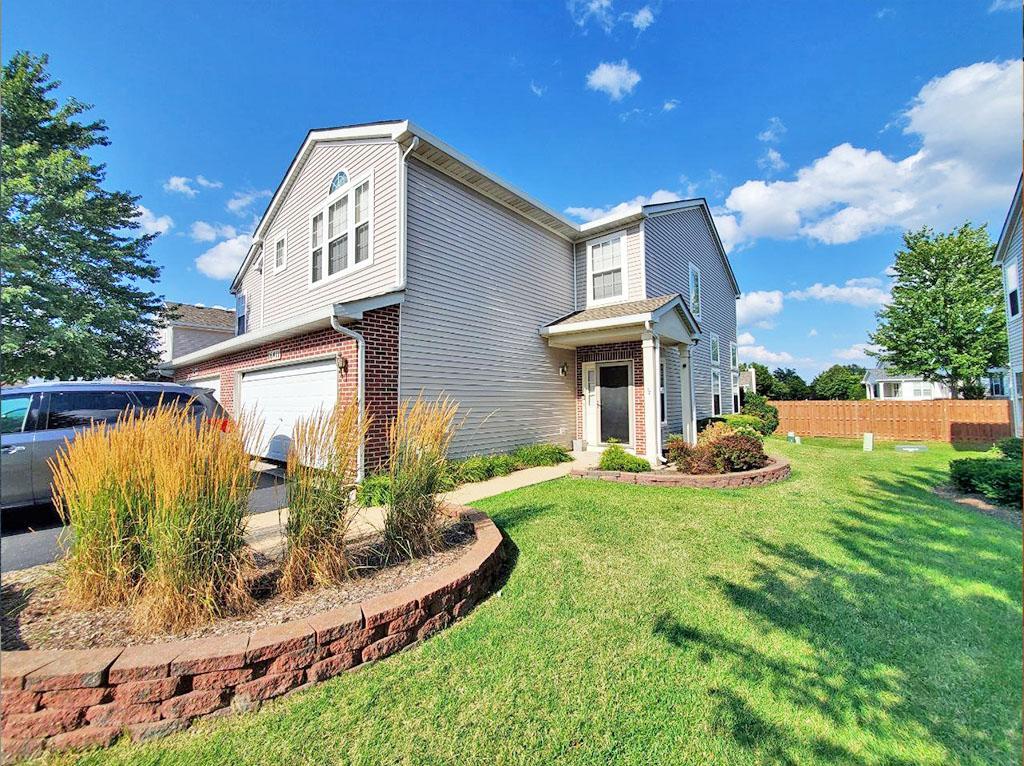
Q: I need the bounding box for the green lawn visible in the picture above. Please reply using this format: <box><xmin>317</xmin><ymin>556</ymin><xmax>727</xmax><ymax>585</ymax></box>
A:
<box><xmin>55</xmin><ymin>439</ymin><xmax>1022</xmax><ymax>766</ymax></box>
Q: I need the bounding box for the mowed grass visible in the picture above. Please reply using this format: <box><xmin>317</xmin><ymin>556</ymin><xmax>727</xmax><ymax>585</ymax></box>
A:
<box><xmin>51</xmin><ymin>439</ymin><xmax>1022</xmax><ymax>766</ymax></box>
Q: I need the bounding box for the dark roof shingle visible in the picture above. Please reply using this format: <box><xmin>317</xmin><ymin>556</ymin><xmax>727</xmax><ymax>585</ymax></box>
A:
<box><xmin>546</xmin><ymin>295</ymin><xmax>679</xmax><ymax>328</ymax></box>
<box><xmin>164</xmin><ymin>302</ymin><xmax>236</xmax><ymax>331</ymax></box>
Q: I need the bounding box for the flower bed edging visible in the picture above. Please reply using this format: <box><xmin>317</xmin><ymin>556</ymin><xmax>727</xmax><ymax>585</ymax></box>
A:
<box><xmin>0</xmin><ymin>506</ymin><xmax>504</xmax><ymax>761</ymax></box>
<box><xmin>569</xmin><ymin>456</ymin><xmax>791</xmax><ymax>489</ymax></box>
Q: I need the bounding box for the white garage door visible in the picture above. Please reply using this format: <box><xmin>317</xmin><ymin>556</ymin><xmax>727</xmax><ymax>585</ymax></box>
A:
<box><xmin>187</xmin><ymin>375</ymin><xmax>222</xmax><ymax>404</ymax></box>
<box><xmin>239</xmin><ymin>359</ymin><xmax>338</xmax><ymax>462</ymax></box>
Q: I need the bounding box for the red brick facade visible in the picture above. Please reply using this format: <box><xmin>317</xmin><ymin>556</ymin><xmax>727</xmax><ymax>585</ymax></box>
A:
<box><xmin>574</xmin><ymin>342</ymin><xmax>646</xmax><ymax>454</ymax></box>
<box><xmin>174</xmin><ymin>305</ymin><xmax>400</xmax><ymax>471</ymax></box>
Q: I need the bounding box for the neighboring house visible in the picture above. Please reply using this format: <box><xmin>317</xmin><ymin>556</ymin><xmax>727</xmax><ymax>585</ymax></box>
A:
<box><xmin>862</xmin><ymin>367</ymin><xmax>1010</xmax><ymax>401</ymax></box>
<box><xmin>738</xmin><ymin>367</ymin><xmax>756</xmax><ymax>400</ymax></box>
<box><xmin>158</xmin><ymin>302</ymin><xmax>236</xmax><ymax>381</ymax></box>
<box><xmin>993</xmin><ymin>175</ymin><xmax>1022</xmax><ymax>436</ymax></box>
<box><xmin>164</xmin><ymin>121</ymin><xmax>739</xmax><ymax>471</ymax></box>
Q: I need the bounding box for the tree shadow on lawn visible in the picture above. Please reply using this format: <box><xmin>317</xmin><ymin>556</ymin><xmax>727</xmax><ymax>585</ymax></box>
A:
<box><xmin>653</xmin><ymin>465</ymin><xmax>1021</xmax><ymax>765</ymax></box>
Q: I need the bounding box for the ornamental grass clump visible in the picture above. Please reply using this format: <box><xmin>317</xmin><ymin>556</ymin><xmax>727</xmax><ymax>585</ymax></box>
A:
<box><xmin>282</xmin><ymin>398</ymin><xmax>370</xmax><ymax>594</ymax></box>
<box><xmin>383</xmin><ymin>395</ymin><xmax>460</xmax><ymax>560</ymax></box>
<box><xmin>51</xmin><ymin>403</ymin><xmax>258</xmax><ymax>632</ymax></box>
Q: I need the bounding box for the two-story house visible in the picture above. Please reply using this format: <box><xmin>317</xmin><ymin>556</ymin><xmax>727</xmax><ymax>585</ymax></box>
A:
<box><xmin>157</xmin><ymin>302</ymin><xmax>236</xmax><ymax>372</ymax></box>
<box><xmin>165</xmin><ymin>121</ymin><xmax>739</xmax><ymax>473</ymax></box>
<box><xmin>994</xmin><ymin>175</ymin><xmax>1022</xmax><ymax>436</ymax></box>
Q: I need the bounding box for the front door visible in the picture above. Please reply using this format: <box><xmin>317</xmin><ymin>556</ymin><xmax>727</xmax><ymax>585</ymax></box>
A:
<box><xmin>599</xmin><ymin>363</ymin><xmax>630</xmax><ymax>444</ymax></box>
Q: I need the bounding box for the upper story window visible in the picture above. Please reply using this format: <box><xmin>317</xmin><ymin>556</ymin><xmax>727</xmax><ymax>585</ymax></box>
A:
<box><xmin>689</xmin><ymin>263</ymin><xmax>702</xmax><ymax>318</ymax></box>
<box><xmin>310</xmin><ymin>173</ymin><xmax>372</xmax><ymax>286</ymax></box>
<box><xmin>329</xmin><ymin>171</ymin><xmax>349</xmax><ymax>193</ymax></box>
<box><xmin>588</xmin><ymin>235</ymin><xmax>626</xmax><ymax>304</ymax></box>
<box><xmin>729</xmin><ymin>342</ymin><xmax>737</xmax><ymax>369</ymax></box>
<box><xmin>236</xmin><ymin>293</ymin><xmax>247</xmax><ymax>335</ymax></box>
<box><xmin>1005</xmin><ymin>260</ymin><xmax>1020</xmax><ymax>317</ymax></box>
<box><xmin>710</xmin><ymin>334</ymin><xmax>720</xmax><ymax>366</ymax></box>
<box><xmin>272</xmin><ymin>233</ymin><xmax>286</xmax><ymax>273</ymax></box>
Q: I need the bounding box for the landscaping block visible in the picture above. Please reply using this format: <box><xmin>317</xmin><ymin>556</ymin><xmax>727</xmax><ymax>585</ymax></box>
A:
<box><xmin>388</xmin><ymin>608</ymin><xmax>427</xmax><ymax>635</ymax></box>
<box><xmin>265</xmin><ymin>646</ymin><xmax>329</xmax><ymax>675</ymax></box>
<box><xmin>0</xmin><ymin>737</ymin><xmax>44</xmax><ymax>763</ymax></box>
<box><xmin>3</xmin><ymin>707</ymin><xmax>82</xmax><ymax>739</ymax></box>
<box><xmin>305</xmin><ymin>605</ymin><xmax>363</xmax><ymax>646</ymax></box>
<box><xmin>1</xmin><ymin>691</ymin><xmax>40</xmax><ymax>716</ymax></box>
<box><xmin>417</xmin><ymin>611</ymin><xmax>451</xmax><ymax>641</ymax></box>
<box><xmin>1</xmin><ymin>651</ymin><xmax>59</xmax><ymax>692</ymax></box>
<box><xmin>24</xmin><ymin>647</ymin><xmax>122</xmax><ymax>692</ymax></box>
<box><xmin>306</xmin><ymin>652</ymin><xmax>359</xmax><ymax>683</ymax></box>
<box><xmin>159</xmin><ymin>689</ymin><xmax>226</xmax><ymax>720</ymax></box>
<box><xmin>46</xmin><ymin>725</ymin><xmax>120</xmax><ymax>752</ymax></box>
<box><xmin>113</xmin><ymin>676</ymin><xmax>182</xmax><ymax>704</ymax></box>
<box><xmin>362</xmin><ymin>589</ymin><xmax>419</xmax><ymax>630</ymax></box>
<box><xmin>126</xmin><ymin>717</ymin><xmax>193</xmax><ymax>743</ymax></box>
<box><xmin>234</xmin><ymin>671</ymin><xmax>304</xmax><ymax>703</ymax></box>
<box><xmin>327</xmin><ymin>626</ymin><xmax>382</xmax><ymax>655</ymax></box>
<box><xmin>246</xmin><ymin>620</ymin><xmax>315</xmax><ymax>663</ymax></box>
<box><xmin>40</xmin><ymin>686</ymin><xmax>111</xmax><ymax>709</ymax></box>
<box><xmin>361</xmin><ymin>631</ymin><xmax>412</xmax><ymax>663</ymax></box>
<box><xmin>109</xmin><ymin>643</ymin><xmax>184</xmax><ymax>683</ymax></box>
<box><xmin>190</xmin><ymin>668</ymin><xmax>255</xmax><ymax>692</ymax></box>
<box><xmin>169</xmin><ymin>634</ymin><xmax>248</xmax><ymax>677</ymax></box>
<box><xmin>85</xmin><ymin>701</ymin><xmax>160</xmax><ymax>727</ymax></box>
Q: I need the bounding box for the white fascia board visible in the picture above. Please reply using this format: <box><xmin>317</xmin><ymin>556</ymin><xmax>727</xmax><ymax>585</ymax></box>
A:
<box><xmin>651</xmin><ymin>298</ymin><xmax>702</xmax><ymax>339</ymax></box>
<box><xmin>993</xmin><ymin>175</ymin><xmax>1022</xmax><ymax>265</ymax></box>
<box><xmin>541</xmin><ymin>313</ymin><xmax>651</xmax><ymax>336</ymax></box>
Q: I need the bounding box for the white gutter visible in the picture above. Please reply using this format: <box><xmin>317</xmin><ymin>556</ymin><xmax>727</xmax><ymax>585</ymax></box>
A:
<box><xmin>331</xmin><ymin>316</ymin><xmax>366</xmax><ymax>481</ymax></box>
<box><xmin>395</xmin><ymin>136</ymin><xmax>420</xmax><ymax>290</ymax></box>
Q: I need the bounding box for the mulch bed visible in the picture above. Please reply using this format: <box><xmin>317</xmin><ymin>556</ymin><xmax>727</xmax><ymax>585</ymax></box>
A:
<box><xmin>933</xmin><ymin>485</ymin><xmax>1022</xmax><ymax>528</ymax></box>
<box><xmin>1</xmin><ymin>521</ymin><xmax>474</xmax><ymax>652</ymax></box>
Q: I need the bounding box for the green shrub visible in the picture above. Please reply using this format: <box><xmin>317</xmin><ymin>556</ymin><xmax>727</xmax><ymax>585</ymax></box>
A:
<box><xmin>950</xmin><ymin>458</ymin><xmax>1022</xmax><ymax>508</ymax></box>
<box><xmin>510</xmin><ymin>443</ymin><xmax>572</xmax><ymax>468</ymax></box>
<box><xmin>599</xmin><ymin>443</ymin><xmax>651</xmax><ymax>473</ymax></box>
<box><xmin>356</xmin><ymin>473</ymin><xmax>392</xmax><ymax>506</ymax></box>
<box><xmin>741</xmin><ymin>393</ymin><xmax>779</xmax><ymax>436</ymax></box>
<box><xmin>665</xmin><ymin>435</ymin><xmax>689</xmax><ymax>466</ymax></box>
<box><xmin>996</xmin><ymin>437</ymin><xmax>1022</xmax><ymax>461</ymax></box>
<box><xmin>487</xmin><ymin>454</ymin><xmax>519</xmax><ymax>477</ymax></box>
<box><xmin>454</xmin><ymin>455</ymin><xmax>491</xmax><ymax>483</ymax></box>
<box><xmin>671</xmin><ymin>431</ymin><xmax>769</xmax><ymax>474</ymax></box>
<box><xmin>723</xmin><ymin>413</ymin><xmax>764</xmax><ymax>431</ymax></box>
<box><xmin>698</xmin><ymin>421</ymin><xmax>734</xmax><ymax>445</ymax></box>
<box><xmin>709</xmin><ymin>433</ymin><xmax>769</xmax><ymax>473</ymax></box>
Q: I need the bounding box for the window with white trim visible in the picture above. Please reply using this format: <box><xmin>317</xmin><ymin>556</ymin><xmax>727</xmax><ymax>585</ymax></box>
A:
<box><xmin>712</xmin><ymin>370</ymin><xmax>722</xmax><ymax>416</ymax></box>
<box><xmin>710</xmin><ymin>334</ymin><xmax>720</xmax><ymax>366</ymax></box>
<box><xmin>729</xmin><ymin>341</ymin><xmax>737</xmax><ymax>369</ymax></box>
<box><xmin>659</xmin><ymin>361</ymin><xmax>666</xmax><ymax>423</ymax></box>
<box><xmin>589</xmin><ymin>236</ymin><xmax>625</xmax><ymax>302</ymax></box>
<box><xmin>1006</xmin><ymin>260</ymin><xmax>1020</xmax><ymax>317</ymax></box>
<box><xmin>689</xmin><ymin>263</ymin><xmax>702</xmax><ymax>318</ymax></box>
<box><xmin>235</xmin><ymin>293</ymin><xmax>247</xmax><ymax>335</ymax></box>
<box><xmin>272</xmin><ymin>233</ymin><xmax>286</xmax><ymax>273</ymax></box>
<box><xmin>910</xmin><ymin>382</ymin><xmax>930</xmax><ymax>399</ymax></box>
<box><xmin>310</xmin><ymin>173</ymin><xmax>372</xmax><ymax>285</ymax></box>
<box><xmin>732</xmin><ymin>372</ymin><xmax>740</xmax><ymax>413</ymax></box>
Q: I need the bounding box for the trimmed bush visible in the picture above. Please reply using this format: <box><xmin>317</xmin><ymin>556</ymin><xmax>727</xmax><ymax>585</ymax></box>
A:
<box><xmin>454</xmin><ymin>456</ymin><xmax>491</xmax><ymax>483</ymax></box>
<box><xmin>996</xmin><ymin>437</ymin><xmax>1022</xmax><ymax>461</ymax></box>
<box><xmin>710</xmin><ymin>434</ymin><xmax>770</xmax><ymax>473</ymax></box>
<box><xmin>698</xmin><ymin>421</ymin><xmax>734</xmax><ymax>446</ymax></box>
<box><xmin>950</xmin><ymin>458</ymin><xmax>1022</xmax><ymax>508</ymax></box>
<box><xmin>356</xmin><ymin>473</ymin><xmax>392</xmax><ymax>506</ymax></box>
<box><xmin>741</xmin><ymin>393</ymin><xmax>779</xmax><ymax>436</ymax></box>
<box><xmin>670</xmin><ymin>430</ymin><xmax>769</xmax><ymax>475</ymax></box>
<box><xmin>599</xmin><ymin>443</ymin><xmax>651</xmax><ymax>473</ymax></box>
<box><xmin>510</xmin><ymin>443</ymin><xmax>572</xmax><ymax>468</ymax></box>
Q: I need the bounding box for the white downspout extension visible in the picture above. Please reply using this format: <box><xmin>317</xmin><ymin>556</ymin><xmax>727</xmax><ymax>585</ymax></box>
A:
<box><xmin>641</xmin><ymin>323</ymin><xmax>663</xmax><ymax>464</ymax></box>
<box><xmin>395</xmin><ymin>136</ymin><xmax>421</xmax><ymax>291</ymax></box>
<box><xmin>331</xmin><ymin>316</ymin><xmax>366</xmax><ymax>481</ymax></box>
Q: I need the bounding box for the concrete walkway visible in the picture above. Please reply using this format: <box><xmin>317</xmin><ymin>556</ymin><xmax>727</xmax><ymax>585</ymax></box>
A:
<box><xmin>244</xmin><ymin>450</ymin><xmax>600</xmax><ymax>560</ymax></box>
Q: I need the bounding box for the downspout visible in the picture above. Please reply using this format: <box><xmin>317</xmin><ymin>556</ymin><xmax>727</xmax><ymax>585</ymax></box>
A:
<box><xmin>331</xmin><ymin>316</ymin><xmax>366</xmax><ymax>481</ymax></box>
<box><xmin>395</xmin><ymin>136</ymin><xmax>421</xmax><ymax>291</ymax></box>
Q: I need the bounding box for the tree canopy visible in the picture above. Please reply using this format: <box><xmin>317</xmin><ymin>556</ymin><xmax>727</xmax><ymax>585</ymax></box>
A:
<box><xmin>1</xmin><ymin>51</ymin><xmax>163</xmax><ymax>381</ymax></box>
<box><xmin>869</xmin><ymin>223</ymin><xmax>1006</xmax><ymax>398</ymax></box>
<box><xmin>810</xmin><ymin>364</ymin><xmax>867</xmax><ymax>400</ymax></box>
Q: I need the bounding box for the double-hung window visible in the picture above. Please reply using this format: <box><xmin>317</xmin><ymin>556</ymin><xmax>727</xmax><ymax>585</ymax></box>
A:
<box><xmin>235</xmin><ymin>293</ymin><xmax>247</xmax><ymax>335</ymax></box>
<box><xmin>310</xmin><ymin>172</ymin><xmax>372</xmax><ymax>286</ymax></box>
<box><xmin>732</xmin><ymin>372</ymin><xmax>740</xmax><ymax>413</ymax></box>
<box><xmin>710</xmin><ymin>334</ymin><xmax>720</xmax><ymax>366</ymax></box>
<box><xmin>589</xmin><ymin>236</ymin><xmax>625</xmax><ymax>303</ymax></box>
<box><xmin>729</xmin><ymin>341</ymin><xmax>737</xmax><ymax>369</ymax></box>
<box><xmin>712</xmin><ymin>370</ymin><xmax>722</xmax><ymax>416</ymax></box>
<box><xmin>689</xmin><ymin>263</ymin><xmax>702</xmax><ymax>318</ymax></box>
<box><xmin>272</xmin><ymin>233</ymin><xmax>286</xmax><ymax>273</ymax></box>
<box><xmin>1006</xmin><ymin>260</ymin><xmax>1020</xmax><ymax>318</ymax></box>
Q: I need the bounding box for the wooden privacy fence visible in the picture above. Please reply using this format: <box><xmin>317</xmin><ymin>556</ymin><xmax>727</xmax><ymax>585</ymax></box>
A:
<box><xmin>769</xmin><ymin>399</ymin><xmax>1014</xmax><ymax>443</ymax></box>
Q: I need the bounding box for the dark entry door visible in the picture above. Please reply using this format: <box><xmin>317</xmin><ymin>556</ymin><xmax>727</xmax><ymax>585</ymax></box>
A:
<box><xmin>599</xmin><ymin>364</ymin><xmax>630</xmax><ymax>443</ymax></box>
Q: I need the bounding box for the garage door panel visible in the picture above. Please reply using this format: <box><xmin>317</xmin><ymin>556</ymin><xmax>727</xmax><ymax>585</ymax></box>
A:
<box><xmin>187</xmin><ymin>376</ymin><xmax>222</xmax><ymax>404</ymax></box>
<box><xmin>240</xmin><ymin>359</ymin><xmax>338</xmax><ymax>462</ymax></box>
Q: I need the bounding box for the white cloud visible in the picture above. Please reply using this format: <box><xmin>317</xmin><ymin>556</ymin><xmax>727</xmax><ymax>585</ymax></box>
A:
<box><xmin>195</xmin><ymin>234</ymin><xmax>254</xmax><ymax>279</ymax></box>
<box><xmin>163</xmin><ymin>176</ymin><xmax>197</xmax><ymax>197</ymax></box>
<box><xmin>631</xmin><ymin>5</ymin><xmax>654</xmax><ymax>30</ymax></box>
<box><xmin>758</xmin><ymin>147</ymin><xmax>787</xmax><ymax>173</ymax></box>
<box><xmin>530</xmin><ymin>81</ymin><xmax>546</xmax><ymax>97</ymax></box>
<box><xmin>716</xmin><ymin>60</ymin><xmax>1023</xmax><ymax>249</ymax></box>
<box><xmin>586</xmin><ymin>60</ymin><xmax>641</xmax><ymax>101</ymax></box>
<box><xmin>565</xmin><ymin>188</ymin><xmax>678</xmax><ymax>222</ymax></box>
<box><xmin>195</xmin><ymin>175</ymin><xmax>222</xmax><ymax>189</ymax></box>
<box><xmin>834</xmin><ymin>342</ymin><xmax>879</xmax><ymax>361</ymax></box>
<box><xmin>662</xmin><ymin>99</ymin><xmax>679</xmax><ymax>112</ymax></box>
<box><xmin>787</xmin><ymin>278</ymin><xmax>891</xmax><ymax>308</ymax></box>
<box><xmin>737</xmin><ymin>289</ymin><xmax>784</xmax><ymax>328</ymax></box>
<box><xmin>134</xmin><ymin>206</ymin><xmax>173</xmax><ymax>235</ymax></box>
<box><xmin>189</xmin><ymin>221</ymin><xmax>238</xmax><ymax>242</ymax></box>
<box><xmin>875</xmin><ymin>7</ymin><xmax>893</xmax><ymax>18</ymax></box>
<box><xmin>808</xmin><ymin>328</ymin><xmax>818</xmax><ymax>337</ymax></box>
<box><xmin>738</xmin><ymin>345</ymin><xmax>799</xmax><ymax>365</ymax></box>
<box><xmin>989</xmin><ymin>0</ymin><xmax>1017</xmax><ymax>10</ymax></box>
<box><xmin>756</xmin><ymin>116</ymin><xmax>787</xmax><ymax>143</ymax></box>
<box><xmin>226</xmin><ymin>189</ymin><xmax>272</xmax><ymax>216</ymax></box>
<box><xmin>568</xmin><ymin>0</ymin><xmax>615</xmax><ymax>32</ymax></box>
<box><xmin>737</xmin><ymin>331</ymin><xmax>757</xmax><ymax>345</ymax></box>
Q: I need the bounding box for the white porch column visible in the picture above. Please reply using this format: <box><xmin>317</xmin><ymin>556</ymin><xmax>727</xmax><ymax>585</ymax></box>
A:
<box><xmin>680</xmin><ymin>343</ymin><xmax>696</xmax><ymax>445</ymax></box>
<box><xmin>641</xmin><ymin>329</ymin><xmax>661</xmax><ymax>463</ymax></box>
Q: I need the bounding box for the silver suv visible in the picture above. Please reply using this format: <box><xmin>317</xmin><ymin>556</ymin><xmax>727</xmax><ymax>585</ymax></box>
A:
<box><xmin>1</xmin><ymin>381</ymin><xmax>226</xmax><ymax>510</ymax></box>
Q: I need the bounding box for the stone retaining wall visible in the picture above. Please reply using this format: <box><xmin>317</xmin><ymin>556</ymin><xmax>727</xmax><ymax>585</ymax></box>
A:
<box><xmin>0</xmin><ymin>507</ymin><xmax>503</xmax><ymax>761</ymax></box>
<box><xmin>569</xmin><ymin>457</ymin><xmax>790</xmax><ymax>488</ymax></box>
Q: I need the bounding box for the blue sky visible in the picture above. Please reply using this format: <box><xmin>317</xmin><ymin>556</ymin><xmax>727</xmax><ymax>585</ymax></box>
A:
<box><xmin>6</xmin><ymin>0</ymin><xmax>1021</xmax><ymax>380</ymax></box>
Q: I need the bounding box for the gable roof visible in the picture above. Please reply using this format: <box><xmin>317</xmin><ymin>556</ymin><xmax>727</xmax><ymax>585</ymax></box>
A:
<box><xmin>164</xmin><ymin>302</ymin><xmax>235</xmax><ymax>331</ymax></box>
<box><xmin>993</xmin><ymin>174</ymin><xmax>1022</xmax><ymax>266</ymax></box>
<box><xmin>546</xmin><ymin>294</ymin><xmax>679</xmax><ymax>327</ymax></box>
<box><xmin>544</xmin><ymin>293</ymin><xmax>701</xmax><ymax>339</ymax></box>
<box><xmin>231</xmin><ymin>121</ymin><xmax>740</xmax><ymax>297</ymax></box>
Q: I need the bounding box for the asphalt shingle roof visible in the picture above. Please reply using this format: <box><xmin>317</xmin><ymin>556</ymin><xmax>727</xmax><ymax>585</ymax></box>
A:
<box><xmin>546</xmin><ymin>294</ymin><xmax>679</xmax><ymax>327</ymax></box>
<box><xmin>164</xmin><ymin>302</ymin><xmax>236</xmax><ymax>331</ymax></box>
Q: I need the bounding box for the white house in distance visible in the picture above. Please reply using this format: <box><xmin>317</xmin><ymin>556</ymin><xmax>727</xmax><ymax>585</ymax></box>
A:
<box><xmin>862</xmin><ymin>367</ymin><xmax>1010</xmax><ymax>401</ymax></box>
<box><xmin>157</xmin><ymin>302</ymin><xmax>236</xmax><ymax>366</ymax></box>
<box><xmin>993</xmin><ymin>175</ymin><xmax>1022</xmax><ymax>436</ymax></box>
<box><xmin>163</xmin><ymin>121</ymin><xmax>740</xmax><ymax>471</ymax></box>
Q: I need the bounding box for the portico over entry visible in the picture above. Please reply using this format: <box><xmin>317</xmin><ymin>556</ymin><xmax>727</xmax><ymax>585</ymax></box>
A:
<box><xmin>540</xmin><ymin>294</ymin><xmax>701</xmax><ymax>464</ymax></box>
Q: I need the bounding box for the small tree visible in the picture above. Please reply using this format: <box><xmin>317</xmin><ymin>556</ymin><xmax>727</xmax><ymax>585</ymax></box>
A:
<box><xmin>811</xmin><ymin>364</ymin><xmax>866</xmax><ymax>400</ymax></box>
<box><xmin>869</xmin><ymin>223</ymin><xmax>1007</xmax><ymax>398</ymax></box>
<box><xmin>771</xmin><ymin>368</ymin><xmax>813</xmax><ymax>400</ymax></box>
<box><xmin>1</xmin><ymin>52</ymin><xmax>163</xmax><ymax>381</ymax></box>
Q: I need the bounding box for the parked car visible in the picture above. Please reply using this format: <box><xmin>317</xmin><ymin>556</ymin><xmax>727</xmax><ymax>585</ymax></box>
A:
<box><xmin>1</xmin><ymin>381</ymin><xmax>227</xmax><ymax>510</ymax></box>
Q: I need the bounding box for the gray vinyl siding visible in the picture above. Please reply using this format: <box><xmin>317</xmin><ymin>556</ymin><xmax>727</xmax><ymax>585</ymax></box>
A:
<box><xmin>238</xmin><ymin>259</ymin><xmax>263</xmax><ymax>333</ymax></box>
<box><xmin>242</xmin><ymin>141</ymin><xmax>400</xmax><ymax>329</ymax></box>
<box><xmin>172</xmin><ymin>327</ymin><xmax>235</xmax><ymax>358</ymax></box>
<box><xmin>1003</xmin><ymin>214</ymin><xmax>1023</xmax><ymax>434</ymax></box>
<box><xmin>661</xmin><ymin>345</ymin><xmax>684</xmax><ymax>442</ymax></box>
<box><xmin>644</xmin><ymin>207</ymin><xmax>738</xmax><ymax>420</ymax></box>
<box><xmin>573</xmin><ymin>224</ymin><xmax>644</xmax><ymax>309</ymax></box>
<box><xmin>401</xmin><ymin>160</ymin><xmax>577</xmax><ymax>458</ymax></box>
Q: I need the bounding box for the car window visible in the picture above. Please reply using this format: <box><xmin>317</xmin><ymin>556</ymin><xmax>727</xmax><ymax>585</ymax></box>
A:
<box><xmin>46</xmin><ymin>390</ymin><xmax>135</xmax><ymax>429</ymax></box>
<box><xmin>133</xmin><ymin>390</ymin><xmax>206</xmax><ymax>415</ymax></box>
<box><xmin>1</xmin><ymin>394</ymin><xmax>32</xmax><ymax>435</ymax></box>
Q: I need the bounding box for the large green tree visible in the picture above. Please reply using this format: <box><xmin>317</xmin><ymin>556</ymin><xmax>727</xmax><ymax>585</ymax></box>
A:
<box><xmin>869</xmin><ymin>223</ymin><xmax>1007</xmax><ymax>398</ymax></box>
<box><xmin>771</xmin><ymin>368</ymin><xmax>813</xmax><ymax>400</ymax></box>
<box><xmin>811</xmin><ymin>364</ymin><xmax>867</xmax><ymax>400</ymax></box>
<box><xmin>1</xmin><ymin>52</ymin><xmax>163</xmax><ymax>381</ymax></box>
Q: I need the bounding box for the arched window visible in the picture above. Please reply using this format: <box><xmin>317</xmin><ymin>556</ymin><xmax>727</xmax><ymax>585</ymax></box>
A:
<box><xmin>329</xmin><ymin>171</ymin><xmax>349</xmax><ymax>194</ymax></box>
